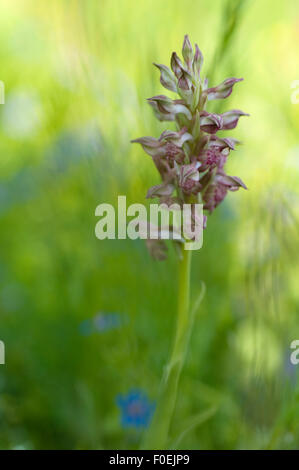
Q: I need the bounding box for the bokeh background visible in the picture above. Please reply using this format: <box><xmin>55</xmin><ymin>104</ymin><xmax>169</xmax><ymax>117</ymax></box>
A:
<box><xmin>0</xmin><ymin>0</ymin><xmax>299</xmax><ymax>450</ymax></box>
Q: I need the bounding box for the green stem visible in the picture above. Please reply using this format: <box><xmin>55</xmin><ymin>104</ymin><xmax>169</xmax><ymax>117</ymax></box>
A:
<box><xmin>141</xmin><ymin>248</ymin><xmax>192</xmax><ymax>449</ymax></box>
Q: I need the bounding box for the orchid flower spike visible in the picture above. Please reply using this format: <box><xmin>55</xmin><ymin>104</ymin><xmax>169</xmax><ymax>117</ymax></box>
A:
<box><xmin>132</xmin><ymin>35</ymin><xmax>249</xmax><ymax>259</ymax></box>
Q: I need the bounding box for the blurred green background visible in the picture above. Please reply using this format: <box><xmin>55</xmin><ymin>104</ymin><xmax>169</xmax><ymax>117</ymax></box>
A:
<box><xmin>0</xmin><ymin>0</ymin><xmax>299</xmax><ymax>449</ymax></box>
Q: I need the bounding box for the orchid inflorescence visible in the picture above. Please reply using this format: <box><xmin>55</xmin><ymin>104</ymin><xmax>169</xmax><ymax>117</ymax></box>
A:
<box><xmin>132</xmin><ymin>35</ymin><xmax>248</xmax><ymax>258</ymax></box>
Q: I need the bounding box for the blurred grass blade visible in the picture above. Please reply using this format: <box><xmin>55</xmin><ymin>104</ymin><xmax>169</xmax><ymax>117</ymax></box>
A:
<box><xmin>209</xmin><ymin>0</ymin><xmax>249</xmax><ymax>83</ymax></box>
<box><xmin>171</xmin><ymin>406</ymin><xmax>218</xmax><ymax>449</ymax></box>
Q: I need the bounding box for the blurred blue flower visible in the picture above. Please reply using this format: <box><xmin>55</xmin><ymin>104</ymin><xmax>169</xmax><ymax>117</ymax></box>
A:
<box><xmin>117</xmin><ymin>389</ymin><xmax>155</xmax><ymax>429</ymax></box>
<box><xmin>79</xmin><ymin>312</ymin><xmax>127</xmax><ymax>336</ymax></box>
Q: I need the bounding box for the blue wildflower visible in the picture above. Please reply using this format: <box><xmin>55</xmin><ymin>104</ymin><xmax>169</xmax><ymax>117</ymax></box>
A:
<box><xmin>117</xmin><ymin>389</ymin><xmax>155</xmax><ymax>429</ymax></box>
<box><xmin>79</xmin><ymin>312</ymin><xmax>128</xmax><ymax>336</ymax></box>
<box><xmin>93</xmin><ymin>312</ymin><xmax>125</xmax><ymax>331</ymax></box>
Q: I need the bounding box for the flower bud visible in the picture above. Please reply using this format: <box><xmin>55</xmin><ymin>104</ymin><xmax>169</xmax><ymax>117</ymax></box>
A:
<box><xmin>153</xmin><ymin>63</ymin><xmax>177</xmax><ymax>92</ymax></box>
<box><xmin>171</xmin><ymin>52</ymin><xmax>185</xmax><ymax>78</ymax></box>
<box><xmin>177</xmin><ymin>69</ymin><xmax>193</xmax><ymax>91</ymax></box>
<box><xmin>182</xmin><ymin>35</ymin><xmax>193</xmax><ymax>68</ymax></box>
<box><xmin>193</xmin><ymin>44</ymin><xmax>203</xmax><ymax>78</ymax></box>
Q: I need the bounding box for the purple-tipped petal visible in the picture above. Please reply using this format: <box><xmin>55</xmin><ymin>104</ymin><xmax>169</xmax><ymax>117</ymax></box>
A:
<box><xmin>216</xmin><ymin>173</ymin><xmax>247</xmax><ymax>190</ymax></box>
<box><xmin>205</xmin><ymin>78</ymin><xmax>243</xmax><ymax>101</ymax></box>
<box><xmin>208</xmin><ymin>135</ymin><xmax>240</xmax><ymax>151</ymax></box>
<box><xmin>200</xmin><ymin>111</ymin><xmax>223</xmax><ymax>134</ymax></box>
<box><xmin>220</xmin><ymin>109</ymin><xmax>249</xmax><ymax>130</ymax></box>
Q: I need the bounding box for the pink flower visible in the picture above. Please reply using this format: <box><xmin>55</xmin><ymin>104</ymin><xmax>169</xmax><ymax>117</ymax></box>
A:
<box><xmin>132</xmin><ymin>35</ymin><xmax>249</xmax><ymax>258</ymax></box>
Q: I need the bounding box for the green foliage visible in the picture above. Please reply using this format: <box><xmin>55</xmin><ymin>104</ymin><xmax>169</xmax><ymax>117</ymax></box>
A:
<box><xmin>0</xmin><ymin>0</ymin><xmax>299</xmax><ymax>450</ymax></box>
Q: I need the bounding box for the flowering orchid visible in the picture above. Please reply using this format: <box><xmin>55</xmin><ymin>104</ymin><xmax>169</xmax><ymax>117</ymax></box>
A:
<box><xmin>132</xmin><ymin>35</ymin><xmax>248</xmax><ymax>259</ymax></box>
<box><xmin>131</xmin><ymin>37</ymin><xmax>249</xmax><ymax>450</ymax></box>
